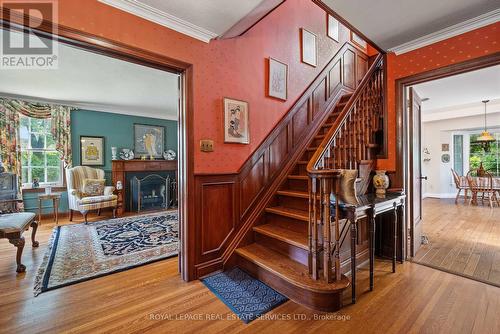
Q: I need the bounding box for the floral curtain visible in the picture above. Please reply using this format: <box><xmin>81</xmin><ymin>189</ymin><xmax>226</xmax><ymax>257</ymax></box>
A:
<box><xmin>0</xmin><ymin>98</ymin><xmax>75</xmax><ymax>167</ymax></box>
<box><xmin>0</xmin><ymin>102</ymin><xmax>22</xmax><ymax>182</ymax></box>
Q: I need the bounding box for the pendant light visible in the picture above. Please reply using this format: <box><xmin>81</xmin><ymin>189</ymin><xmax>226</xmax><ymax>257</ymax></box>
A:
<box><xmin>476</xmin><ymin>100</ymin><xmax>495</xmax><ymax>152</ymax></box>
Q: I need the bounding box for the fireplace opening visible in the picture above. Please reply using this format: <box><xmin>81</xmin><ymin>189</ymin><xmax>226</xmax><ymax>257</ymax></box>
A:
<box><xmin>128</xmin><ymin>172</ymin><xmax>177</xmax><ymax>212</ymax></box>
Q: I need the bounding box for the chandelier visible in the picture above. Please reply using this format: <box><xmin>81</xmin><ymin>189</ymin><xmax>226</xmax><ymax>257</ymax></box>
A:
<box><xmin>475</xmin><ymin>100</ymin><xmax>495</xmax><ymax>152</ymax></box>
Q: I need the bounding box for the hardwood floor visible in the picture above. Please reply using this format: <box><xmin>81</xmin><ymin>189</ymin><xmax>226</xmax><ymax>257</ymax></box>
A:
<box><xmin>1</xmin><ymin>209</ymin><xmax>500</xmax><ymax>333</ymax></box>
<box><xmin>415</xmin><ymin>198</ymin><xmax>500</xmax><ymax>287</ymax></box>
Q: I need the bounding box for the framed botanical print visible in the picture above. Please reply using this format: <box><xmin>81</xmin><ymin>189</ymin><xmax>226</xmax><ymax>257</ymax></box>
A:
<box><xmin>350</xmin><ymin>31</ymin><xmax>367</xmax><ymax>51</ymax></box>
<box><xmin>134</xmin><ymin>124</ymin><xmax>165</xmax><ymax>158</ymax></box>
<box><xmin>268</xmin><ymin>57</ymin><xmax>288</xmax><ymax>101</ymax></box>
<box><xmin>224</xmin><ymin>97</ymin><xmax>249</xmax><ymax>144</ymax></box>
<box><xmin>301</xmin><ymin>28</ymin><xmax>317</xmax><ymax>67</ymax></box>
<box><xmin>80</xmin><ymin>136</ymin><xmax>104</xmax><ymax>166</ymax></box>
<box><xmin>327</xmin><ymin>15</ymin><xmax>339</xmax><ymax>42</ymax></box>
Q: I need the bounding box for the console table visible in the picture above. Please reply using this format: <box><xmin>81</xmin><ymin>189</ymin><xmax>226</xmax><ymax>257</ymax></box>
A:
<box><xmin>337</xmin><ymin>192</ymin><xmax>406</xmax><ymax>304</ymax></box>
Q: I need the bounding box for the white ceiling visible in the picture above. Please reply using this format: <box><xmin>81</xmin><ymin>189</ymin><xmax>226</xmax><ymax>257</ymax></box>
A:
<box><xmin>320</xmin><ymin>0</ymin><xmax>500</xmax><ymax>52</ymax></box>
<box><xmin>413</xmin><ymin>65</ymin><xmax>500</xmax><ymax>112</ymax></box>
<box><xmin>99</xmin><ymin>0</ymin><xmax>282</xmax><ymax>42</ymax></box>
<box><xmin>0</xmin><ymin>30</ymin><xmax>179</xmax><ymax>120</ymax></box>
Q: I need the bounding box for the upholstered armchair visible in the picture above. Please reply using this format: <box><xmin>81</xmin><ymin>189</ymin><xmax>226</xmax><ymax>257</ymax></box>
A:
<box><xmin>66</xmin><ymin>166</ymin><xmax>117</xmax><ymax>223</ymax></box>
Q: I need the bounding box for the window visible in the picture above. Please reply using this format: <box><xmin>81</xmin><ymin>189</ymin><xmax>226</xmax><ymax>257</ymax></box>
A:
<box><xmin>453</xmin><ymin>135</ymin><xmax>463</xmax><ymax>176</ymax></box>
<box><xmin>20</xmin><ymin>115</ymin><xmax>63</xmax><ymax>187</ymax></box>
<box><xmin>469</xmin><ymin>132</ymin><xmax>500</xmax><ymax>177</ymax></box>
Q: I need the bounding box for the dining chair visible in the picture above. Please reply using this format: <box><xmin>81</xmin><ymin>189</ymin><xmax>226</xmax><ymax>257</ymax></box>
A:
<box><xmin>451</xmin><ymin>169</ymin><xmax>468</xmax><ymax>204</ymax></box>
<box><xmin>466</xmin><ymin>170</ymin><xmax>499</xmax><ymax>208</ymax></box>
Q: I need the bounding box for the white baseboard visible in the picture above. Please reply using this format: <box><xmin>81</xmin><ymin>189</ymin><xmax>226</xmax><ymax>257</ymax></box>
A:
<box><xmin>423</xmin><ymin>193</ymin><xmax>456</xmax><ymax>199</ymax></box>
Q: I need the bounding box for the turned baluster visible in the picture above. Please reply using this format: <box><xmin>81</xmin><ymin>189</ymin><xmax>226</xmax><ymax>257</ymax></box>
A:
<box><xmin>321</xmin><ymin>176</ymin><xmax>333</xmax><ymax>283</ymax></box>
<box><xmin>309</xmin><ymin>176</ymin><xmax>319</xmax><ymax>279</ymax></box>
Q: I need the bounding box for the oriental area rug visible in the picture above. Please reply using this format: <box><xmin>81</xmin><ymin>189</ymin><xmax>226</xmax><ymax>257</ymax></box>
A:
<box><xmin>34</xmin><ymin>212</ymin><xmax>178</xmax><ymax>296</ymax></box>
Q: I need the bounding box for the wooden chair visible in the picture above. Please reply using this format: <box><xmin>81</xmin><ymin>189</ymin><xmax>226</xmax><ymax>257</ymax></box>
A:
<box><xmin>451</xmin><ymin>169</ymin><xmax>468</xmax><ymax>204</ymax></box>
<box><xmin>466</xmin><ymin>170</ymin><xmax>499</xmax><ymax>208</ymax></box>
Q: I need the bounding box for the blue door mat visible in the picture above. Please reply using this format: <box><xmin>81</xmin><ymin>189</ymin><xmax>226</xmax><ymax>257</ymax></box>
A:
<box><xmin>201</xmin><ymin>267</ymin><xmax>288</xmax><ymax>323</ymax></box>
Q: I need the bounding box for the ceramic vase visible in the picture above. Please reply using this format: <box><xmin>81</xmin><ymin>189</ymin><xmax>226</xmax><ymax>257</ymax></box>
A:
<box><xmin>373</xmin><ymin>170</ymin><xmax>389</xmax><ymax>195</ymax></box>
<box><xmin>111</xmin><ymin>147</ymin><xmax>118</xmax><ymax>160</ymax></box>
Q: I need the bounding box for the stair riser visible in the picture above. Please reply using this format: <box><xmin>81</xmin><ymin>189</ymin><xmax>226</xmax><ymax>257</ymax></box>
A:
<box><xmin>264</xmin><ymin>213</ymin><xmax>307</xmax><ymax>228</ymax></box>
<box><xmin>278</xmin><ymin>195</ymin><xmax>309</xmax><ymax>211</ymax></box>
<box><xmin>294</xmin><ymin>163</ymin><xmax>307</xmax><ymax>176</ymax></box>
<box><xmin>286</xmin><ymin>178</ymin><xmax>308</xmax><ymax>192</ymax></box>
<box><xmin>254</xmin><ymin>233</ymin><xmax>308</xmax><ymax>266</ymax></box>
<box><xmin>236</xmin><ymin>255</ymin><xmax>344</xmax><ymax>312</ymax></box>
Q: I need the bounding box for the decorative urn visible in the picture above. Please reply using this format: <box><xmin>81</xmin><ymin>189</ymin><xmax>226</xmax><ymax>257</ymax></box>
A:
<box><xmin>373</xmin><ymin>170</ymin><xmax>389</xmax><ymax>196</ymax></box>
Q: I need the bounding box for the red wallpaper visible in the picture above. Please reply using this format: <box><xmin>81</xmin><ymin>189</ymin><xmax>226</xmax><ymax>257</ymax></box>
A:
<box><xmin>377</xmin><ymin>22</ymin><xmax>500</xmax><ymax>171</ymax></box>
<box><xmin>53</xmin><ymin>0</ymin><xmax>355</xmax><ymax>173</ymax></box>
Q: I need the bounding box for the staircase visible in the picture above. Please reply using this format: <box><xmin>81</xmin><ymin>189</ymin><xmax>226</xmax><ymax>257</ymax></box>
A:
<box><xmin>235</xmin><ymin>55</ymin><xmax>384</xmax><ymax>311</ymax></box>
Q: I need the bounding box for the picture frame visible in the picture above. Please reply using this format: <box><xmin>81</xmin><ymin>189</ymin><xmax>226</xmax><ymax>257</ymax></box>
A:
<box><xmin>268</xmin><ymin>57</ymin><xmax>288</xmax><ymax>101</ymax></box>
<box><xmin>223</xmin><ymin>97</ymin><xmax>250</xmax><ymax>144</ymax></box>
<box><xmin>327</xmin><ymin>14</ymin><xmax>339</xmax><ymax>42</ymax></box>
<box><xmin>441</xmin><ymin>143</ymin><xmax>449</xmax><ymax>152</ymax></box>
<box><xmin>300</xmin><ymin>28</ymin><xmax>317</xmax><ymax>67</ymax></box>
<box><xmin>80</xmin><ymin>136</ymin><xmax>105</xmax><ymax>166</ymax></box>
<box><xmin>134</xmin><ymin>124</ymin><xmax>165</xmax><ymax>158</ymax></box>
<box><xmin>350</xmin><ymin>31</ymin><xmax>367</xmax><ymax>51</ymax></box>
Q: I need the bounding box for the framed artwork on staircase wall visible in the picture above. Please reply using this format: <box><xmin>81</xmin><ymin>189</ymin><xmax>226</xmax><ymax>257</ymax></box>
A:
<box><xmin>223</xmin><ymin>97</ymin><xmax>250</xmax><ymax>144</ymax></box>
<box><xmin>300</xmin><ymin>28</ymin><xmax>317</xmax><ymax>67</ymax></box>
<box><xmin>327</xmin><ymin>14</ymin><xmax>339</xmax><ymax>42</ymax></box>
<box><xmin>268</xmin><ymin>57</ymin><xmax>288</xmax><ymax>101</ymax></box>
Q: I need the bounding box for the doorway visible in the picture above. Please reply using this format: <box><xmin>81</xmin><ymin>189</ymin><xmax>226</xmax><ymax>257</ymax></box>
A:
<box><xmin>0</xmin><ymin>15</ymin><xmax>193</xmax><ymax>282</ymax></box>
<box><xmin>397</xmin><ymin>56</ymin><xmax>500</xmax><ymax>286</ymax></box>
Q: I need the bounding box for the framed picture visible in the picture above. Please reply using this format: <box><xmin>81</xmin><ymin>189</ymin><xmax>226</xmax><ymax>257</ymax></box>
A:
<box><xmin>134</xmin><ymin>124</ymin><xmax>165</xmax><ymax>158</ymax></box>
<box><xmin>442</xmin><ymin>143</ymin><xmax>449</xmax><ymax>151</ymax></box>
<box><xmin>80</xmin><ymin>136</ymin><xmax>104</xmax><ymax>166</ymax></box>
<box><xmin>327</xmin><ymin>15</ymin><xmax>339</xmax><ymax>42</ymax></box>
<box><xmin>301</xmin><ymin>28</ymin><xmax>317</xmax><ymax>67</ymax></box>
<box><xmin>268</xmin><ymin>57</ymin><xmax>288</xmax><ymax>101</ymax></box>
<box><xmin>350</xmin><ymin>31</ymin><xmax>367</xmax><ymax>51</ymax></box>
<box><xmin>224</xmin><ymin>97</ymin><xmax>250</xmax><ymax>144</ymax></box>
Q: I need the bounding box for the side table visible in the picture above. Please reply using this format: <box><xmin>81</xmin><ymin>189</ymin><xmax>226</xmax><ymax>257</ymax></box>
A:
<box><xmin>38</xmin><ymin>193</ymin><xmax>61</xmax><ymax>225</ymax></box>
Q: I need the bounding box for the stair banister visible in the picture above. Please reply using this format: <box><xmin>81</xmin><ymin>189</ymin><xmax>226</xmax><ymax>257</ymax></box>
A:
<box><xmin>306</xmin><ymin>54</ymin><xmax>385</xmax><ymax>282</ymax></box>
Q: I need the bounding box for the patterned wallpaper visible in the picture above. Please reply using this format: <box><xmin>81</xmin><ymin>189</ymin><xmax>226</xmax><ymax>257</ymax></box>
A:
<box><xmin>55</xmin><ymin>0</ymin><xmax>356</xmax><ymax>173</ymax></box>
<box><xmin>377</xmin><ymin>22</ymin><xmax>500</xmax><ymax>171</ymax></box>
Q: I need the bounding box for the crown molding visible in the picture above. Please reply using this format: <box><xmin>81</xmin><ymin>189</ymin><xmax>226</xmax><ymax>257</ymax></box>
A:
<box><xmin>389</xmin><ymin>8</ymin><xmax>500</xmax><ymax>55</ymax></box>
<box><xmin>98</xmin><ymin>0</ymin><xmax>218</xmax><ymax>43</ymax></box>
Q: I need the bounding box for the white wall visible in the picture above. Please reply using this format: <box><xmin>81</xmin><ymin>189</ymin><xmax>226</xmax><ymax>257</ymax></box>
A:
<box><xmin>421</xmin><ymin>112</ymin><xmax>500</xmax><ymax>198</ymax></box>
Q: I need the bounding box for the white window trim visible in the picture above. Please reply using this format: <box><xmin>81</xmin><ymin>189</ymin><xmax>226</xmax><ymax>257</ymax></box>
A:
<box><xmin>20</xmin><ymin>115</ymin><xmax>64</xmax><ymax>189</ymax></box>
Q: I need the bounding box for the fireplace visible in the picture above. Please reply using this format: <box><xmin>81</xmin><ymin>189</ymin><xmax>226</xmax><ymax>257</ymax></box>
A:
<box><xmin>126</xmin><ymin>171</ymin><xmax>176</xmax><ymax>212</ymax></box>
<box><xmin>129</xmin><ymin>173</ymin><xmax>176</xmax><ymax>212</ymax></box>
<box><xmin>112</xmin><ymin>160</ymin><xmax>178</xmax><ymax>214</ymax></box>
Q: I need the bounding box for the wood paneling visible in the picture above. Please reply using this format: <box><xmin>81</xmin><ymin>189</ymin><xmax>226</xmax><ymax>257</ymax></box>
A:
<box><xmin>201</xmin><ymin>182</ymin><xmax>236</xmax><ymax>255</ymax></box>
<box><xmin>269</xmin><ymin>127</ymin><xmax>289</xmax><ymax>178</ymax></box>
<box><xmin>343</xmin><ymin>49</ymin><xmax>356</xmax><ymax>89</ymax></box>
<box><xmin>356</xmin><ymin>54</ymin><xmax>368</xmax><ymax>84</ymax></box>
<box><xmin>292</xmin><ymin>100</ymin><xmax>310</xmax><ymax>146</ymax></box>
<box><xmin>193</xmin><ymin>43</ymin><xmax>367</xmax><ymax>278</ymax></box>
<box><xmin>329</xmin><ymin>59</ymin><xmax>342</xmax><ymax>95</ymax></box>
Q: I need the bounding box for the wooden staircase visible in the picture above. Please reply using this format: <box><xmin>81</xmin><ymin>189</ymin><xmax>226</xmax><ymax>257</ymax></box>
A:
<box><xmin>235</xmin><ymin>55</ymin><xmax>385</xmax><ymax>311</ymax></box>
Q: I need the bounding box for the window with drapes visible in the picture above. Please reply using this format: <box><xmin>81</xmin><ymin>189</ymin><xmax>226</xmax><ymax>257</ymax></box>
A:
<box><xmin>19</xmin><ymin>115</ymin><xmax>63</xmax><ymax>187</ymax></box>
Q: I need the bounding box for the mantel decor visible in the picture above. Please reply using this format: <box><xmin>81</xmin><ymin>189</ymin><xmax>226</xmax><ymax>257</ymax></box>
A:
<box><xmin>134</xmin><ymin>124</ymin><xmax>165</xmax><ymax>159</ymax></box>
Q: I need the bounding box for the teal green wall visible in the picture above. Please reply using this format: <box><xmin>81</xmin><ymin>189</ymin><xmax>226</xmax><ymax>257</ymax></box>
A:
<box><xmin>23</xmin><ymin>109</ymin><xmax>177</xmax><ymax>214</ymax></box>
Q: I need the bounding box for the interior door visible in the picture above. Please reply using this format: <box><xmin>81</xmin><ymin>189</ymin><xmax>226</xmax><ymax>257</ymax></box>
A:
<box><xmin>409</xmin><ymin>87</ymin><xmax>423</xmax><ymax>256</ymax></box>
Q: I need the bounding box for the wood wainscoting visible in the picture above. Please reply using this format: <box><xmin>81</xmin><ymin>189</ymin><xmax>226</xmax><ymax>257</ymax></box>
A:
<box><xmin>193</xmin><ymin>42</ymin><xmax>369</xmax><ymax>278</ymax></box>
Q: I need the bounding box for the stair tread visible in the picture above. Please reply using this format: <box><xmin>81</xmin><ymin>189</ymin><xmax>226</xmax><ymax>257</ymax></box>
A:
<box><xmin>306</xmin><ymin>147</ymin><xmax>318</xmax><ymax>151</ymax></box>
<box><xmin>236</xmin><ymin>244</ymin><xmax>350</xmax><ymax>292</ymax></box>
<box><xmin>277</xmin><ymin>189</ymin><xmax>309</xmax><ymax>199</ymax></box>
<box><xmin>297</xmin><ymin>160</ymin><xmax>309</xmax><ymax>165</ymax></box>
<box><xmin>265</xmin><ymin>206</ymin><xmax>309</xmax><ymax>222</ymax></box>
<box><xmin>253</xmin><ymin>223</ymin><xmax>308</xmax><ymax>250</ymax></box>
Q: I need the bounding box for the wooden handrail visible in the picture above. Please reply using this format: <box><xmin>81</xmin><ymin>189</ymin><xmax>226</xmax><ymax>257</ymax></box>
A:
<box><xmin>306</xmin><ymin>53</ymin><xmax>385</xmax><ymax>283</ymax></box>
<box><xmin>307</xmin><ymin>53</ymin><xmax>384</xmax><ymax>175</ymax></box>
